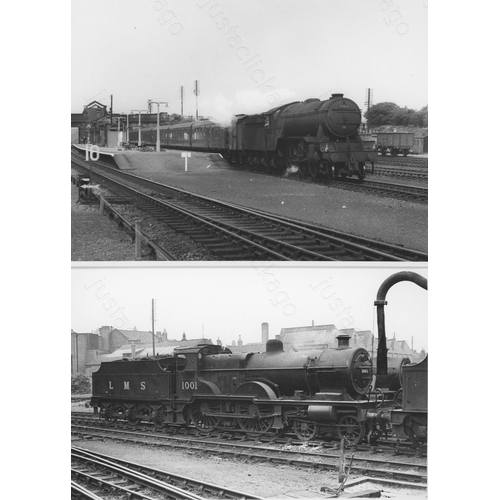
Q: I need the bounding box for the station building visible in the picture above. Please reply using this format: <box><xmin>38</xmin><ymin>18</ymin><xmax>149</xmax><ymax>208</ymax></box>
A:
<box><xmin>71</xmin><ymin>101</ymin><xmax>171</xmax><ymax>147</ymax></box>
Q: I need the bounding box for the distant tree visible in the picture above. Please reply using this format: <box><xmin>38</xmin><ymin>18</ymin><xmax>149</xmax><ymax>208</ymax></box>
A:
<box><xmin>364</xmin><ymin>102</ymin><xmax>400</xmax><ymax>127</ymax></box>
<box><xmin>393</xmin><ymin>106</ymin><xmax>420</xmax><ymax>126</ymax></box>
<box><xmin>416</xmin><ymin>105</ymin><xmax>428</xmax><ymax>127</ymax></box>
<box><xmin>71</xmin><ymin>373</ymin><xmax>91</xmax><ymax>394</ymax></box>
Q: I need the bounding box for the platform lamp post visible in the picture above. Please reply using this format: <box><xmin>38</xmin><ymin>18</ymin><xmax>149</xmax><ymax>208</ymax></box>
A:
<box><xmin>148</xmin><ymin>100</ymin><xmax>169</xmax><ymax>152</ymax></box>
<box><xmin>131</xmin><ymin>110</ymin><xmax>148</xmax><ymax>147</ymax></box>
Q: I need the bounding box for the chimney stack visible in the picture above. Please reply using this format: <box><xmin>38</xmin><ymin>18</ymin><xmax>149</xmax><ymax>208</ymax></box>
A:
<box><xmin>336</xmin><ymin>333</ymin><xmax>351</xmax><ymax>349</ymax></box>
<box><xmin>261</xmin><ymin>322</ymin><xmax>269</xmax><ymax>344</ymax></box>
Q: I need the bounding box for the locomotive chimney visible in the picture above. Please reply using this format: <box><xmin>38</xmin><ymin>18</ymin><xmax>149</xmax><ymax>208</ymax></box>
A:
<box><xmin>330</xmin><ymin>93</ymin><xmax>344</xmax><ymax>99</ymax></box>
<box><xmin>336</xmin><ymin>333</ymin><xmax>351</xmax><ymax>349</ymax></box>
<box><xmin>266</xmin><ymin>339</ymin><xmax>283</xmax><ymax>354</ymax></box>
<box><xmin>131</xmin><ymin>344</ymin><xmax>136</xmax><ymax>359</ymax></box>
<box><xmin>261</xmin><ymin>322</ymin><xmax>269</xmax><ymax>344</ymax></box>
<box><xmin>375</xmin><ymin>271</ymin><xmax>427</xmax><ymax>376</ymax></box>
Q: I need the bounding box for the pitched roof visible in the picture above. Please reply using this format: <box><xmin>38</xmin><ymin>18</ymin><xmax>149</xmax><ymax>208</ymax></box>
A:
<box><xmin>112</xmin><ymin>328</ymin><xmax>161</xmax><ymax>344</ymax></box>
<box><xmin>84</xmin><ymin>101</ymin><xmax>106</xmax><ymax>110</ymax></box>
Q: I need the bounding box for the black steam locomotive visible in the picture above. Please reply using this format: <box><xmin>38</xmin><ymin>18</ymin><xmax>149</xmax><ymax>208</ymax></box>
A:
<box><xmin>127</xmin><ymin>94</ymin><xmax>376</xmax><ymax>180</ymax></box>
<box><xmin>91</xmin><ymin>335</ymin><xmax>384</xmax><ymax>444</ymax></box>
<box><xmin>91</xmin><ymin>272</ymin><xmax>428</xmax><ymax>446</ymax></box>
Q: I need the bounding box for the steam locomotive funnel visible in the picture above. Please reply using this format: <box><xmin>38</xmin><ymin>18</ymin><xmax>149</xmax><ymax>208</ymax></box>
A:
<box><xmin>375</xmin><ymin>271</ymin><xmax>427</xmax><ymax>376</ymax></box>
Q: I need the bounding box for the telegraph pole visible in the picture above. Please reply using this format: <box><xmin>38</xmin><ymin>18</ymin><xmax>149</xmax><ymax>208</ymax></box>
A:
<box><xmin>151</xmin><ymin>299</ymin><xmax>156</xmax><ymax>356</ymax></box>
<box><xmin>365</xmin><ymin>88</ymin><xmax>373</xmax><ymax>133</ymax></box>
<box><xmin>110</xmin><ymin>94</ymin><xmax>113</xmax><ymax>126</ymax></box>
<box><xmin>180</xmin><ymin>86</ymin><xmax>184</xmax><ymax>118</ymax></box>
<box><xmin>193</xmin><ymin>80</ymin><xmax>200</xmax><ymax>120</ymax></box>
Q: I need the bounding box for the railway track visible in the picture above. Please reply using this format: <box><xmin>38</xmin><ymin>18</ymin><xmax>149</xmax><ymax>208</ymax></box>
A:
<box><xmin>71</xmin><ymin>153</ymin><xmax>427</xmax><ymax>261</ymax></box>
<box><xmin>327</xmin><ymin>177</ymin><xmax>427</xmax><ymax>202</ymax></box>
<box><xmin>72</xmin><ymin>446</ymin><xmax>258</xmax><ymax>499</ymax></box>
<box><xmin>72</xmin><ymin>424</ymin><xmax>427</xmax><ymax>488</ymax></box>
<box><xmin>375</xmin><ymin>156</ymin><xmax>428</xmax><ymax>168</ymax></box>
<box><xmin>72</xmin><ymin>413</ymin><xmax>426</xmax><ymax>456</ymax></box>
<box><xmin>228</xmin><ymin>160</ymin><xmax>427</xmax><ymax>202</ymax></box>
<box><xmin>368</xmin><ymin>165</ymin><xmax>428</xmax><ymax>181</ymax></box>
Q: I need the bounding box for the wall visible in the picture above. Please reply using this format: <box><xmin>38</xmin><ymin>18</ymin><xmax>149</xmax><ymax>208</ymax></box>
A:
<box><xmin>71</xmin><ymin>332</ymin><xmax>90</xmax><ymax>374</ymax></box>
<box><xmin>107</xmin><ymin>131</ymin><xmax>124</xmax><ymax>148</ymax></box>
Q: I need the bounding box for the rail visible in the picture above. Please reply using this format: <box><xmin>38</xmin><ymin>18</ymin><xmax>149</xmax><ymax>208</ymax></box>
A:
<box><xmin>97</xmin><ymin>194</ymin><xmax>175</xmax><ymax>261</ymax></box>
<box><xmin>71</xmin><ymin>153</ymin><xmax>427</xmax><ymax>261</ymax></box>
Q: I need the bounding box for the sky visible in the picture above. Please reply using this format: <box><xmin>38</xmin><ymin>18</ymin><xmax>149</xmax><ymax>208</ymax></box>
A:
<box><xmin>72</xmin><ymin>264</ymin><xmax>428</xmax><ymax>352</ymax></box>
<box><xmin>71</xmin><ymin>0</ymin><xmax>427</xmax><ymax>124</ymax></box>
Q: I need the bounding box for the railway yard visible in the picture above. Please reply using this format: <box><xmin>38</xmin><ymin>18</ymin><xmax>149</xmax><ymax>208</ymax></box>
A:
<box><xmin>71</xmin><ymin>405</ymin><xmax>427</xmax><ymax>499</ymax></box>
<box><xmin>71</xmin><ymin>148</ymin><xmax>427</xmax><ymax>261</ymax></box>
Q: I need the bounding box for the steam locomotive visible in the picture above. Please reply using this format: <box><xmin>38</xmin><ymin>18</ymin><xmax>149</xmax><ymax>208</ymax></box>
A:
<box><xmin>91</xmin><ymin>272</ymin><xmax>428</xmax><ymax>447</ymax></box>
<box><xmin>127</xmin><ymin>94</ymin><xmax>377</xmax><ymax>180</ymax></box>
<box><xmin>91</xmin><ymin>335</ymin><xmax>381</xmax><ymax>444</ymax></box>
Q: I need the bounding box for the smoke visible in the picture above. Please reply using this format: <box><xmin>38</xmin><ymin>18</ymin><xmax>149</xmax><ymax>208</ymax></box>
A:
<box><xmin>201</xmin><ymin>88</ymin><xmax>298</xmax><ymax>126</ymax></box>
<box><xmin>199</xmin><ymin>93</ymin><xmax>235</xmax><ymax>127</ymax></box>
<box><xmin>234</xmin><ymin>88</ymin><xmax>297</xmax><ymax>115</ymax></box>
<box><xmin>284</xmin><ymin>164</ymin><xmax>299</xmax><ymax>177</ymax></box>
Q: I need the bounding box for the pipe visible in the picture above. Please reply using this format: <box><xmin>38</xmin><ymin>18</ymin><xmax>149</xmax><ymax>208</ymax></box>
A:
<box><xmin>375</xmin><ymin>271</ymin><xmax>427</xmax><ymax>376</ymax></box>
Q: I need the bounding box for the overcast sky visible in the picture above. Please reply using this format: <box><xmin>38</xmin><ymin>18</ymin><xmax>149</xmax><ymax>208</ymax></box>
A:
<box><xmin>72</xmin><ymin>0</ymin><xmax>427</xmax><ymax>123</ymax></box>
<box><xmin>72</xmin><ymin>264</ymin><xmax>428</xmax><ymax>352</ymax></box>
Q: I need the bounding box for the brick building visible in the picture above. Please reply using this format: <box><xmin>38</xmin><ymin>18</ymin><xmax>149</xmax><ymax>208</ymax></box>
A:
<box><xmin>72</xmin><ymin>325</ymin><xmax>213</xmax><ymax>374</ymax></box>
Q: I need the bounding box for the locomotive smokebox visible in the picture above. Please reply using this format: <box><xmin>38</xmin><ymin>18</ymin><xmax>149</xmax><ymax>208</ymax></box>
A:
<box><xmin>281</xmin><ymin>95</ymin><xmax>362</xmax><ymax>139</ymax></box>
<box><xmin>266</xmin><ymin>339</ymin><xmax>283</xmax><ymax>354</ymax></box>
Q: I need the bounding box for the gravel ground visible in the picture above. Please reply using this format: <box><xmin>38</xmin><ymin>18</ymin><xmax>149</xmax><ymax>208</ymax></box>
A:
<box><xmin>71</xmin><ymin>185</ymin><xmax>136</xmax><ymax>261</ymax></box>
<box><xmin>72</xmin><ymin>438</ymin><xmax>428</xmax><ymax>499</ymax></box>
<box><xmin>71</xmin><ymin>183</ymin><xmax>217</xmax><ymax>261</ymax></box>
